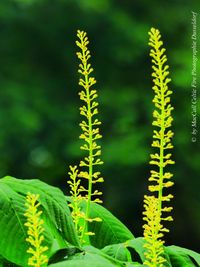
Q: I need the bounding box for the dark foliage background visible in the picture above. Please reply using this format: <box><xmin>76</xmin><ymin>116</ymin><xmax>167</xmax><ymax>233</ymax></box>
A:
<box><xmin>0</xmin><ymin>0</ymin><xmax>199</xmax><ymax>251</ymax></box>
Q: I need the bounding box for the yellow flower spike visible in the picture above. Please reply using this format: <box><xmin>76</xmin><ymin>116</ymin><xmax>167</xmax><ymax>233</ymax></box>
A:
<box><xmin>67</xmin><ymin>165</ymin><xmax>87</xmax><ymax>239</ymax></box>
<box><xmin>24</xmin><ymin>192</ymin><xmax>48</xmax><ymax>267</ymax></box>
<box><xmin>75</xmin><ymin>30</ymin><xmax>103</xmax><ymax>244</ymax></box>
<box><xmin>143</xmin><ymin>196</ymin><xmax>166</xmax><ymax>267</ymax></box>
<box><xmin>143</xmin><ymin>28</ymin><xmax>175</xmax><ymax>267</ymax></box>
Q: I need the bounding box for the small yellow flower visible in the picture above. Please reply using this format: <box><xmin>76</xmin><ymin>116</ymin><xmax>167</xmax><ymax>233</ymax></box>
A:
<box><xmin>24</xmin><ymin>192</ymin><xmax>48</xmax><ymax>267</ymax></box>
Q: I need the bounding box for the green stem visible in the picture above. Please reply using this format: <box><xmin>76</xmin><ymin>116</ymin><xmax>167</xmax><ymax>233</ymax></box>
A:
<box><xmin>80</xmin><ymin>48</ymin><xmax>93</xmax><ymax>244</ymax></box>
<box><xmin>157</xmin><ymin>49</ymin><xmax>165</xmax><ymax>216</ymax></box>
<box><xmin>73</xmin><ymin>187</ymin><xmax>79</xmax><ymax>232</ymax></box>
<box><xmin>84</xmin><ymin>81</ymin><xmax>93</xmax><ymax>243</ymax></box>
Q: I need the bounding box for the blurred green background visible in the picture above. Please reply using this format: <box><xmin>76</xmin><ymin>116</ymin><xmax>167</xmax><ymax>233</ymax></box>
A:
<box><xmin>0</xmin><ymin>0</ymin><xmax>199</xmax><ymax>251</ymax></box>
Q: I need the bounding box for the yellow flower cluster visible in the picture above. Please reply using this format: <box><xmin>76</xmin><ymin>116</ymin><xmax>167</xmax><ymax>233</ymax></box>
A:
<box><xmin>143</xmin><ymin>196</ymin><xmax>169</xmax><ymax>267</ymax></box>
<box><xmin>24</xmin><ymin>192</ymin><xmax>48</xmax><ymax>267</ymax></box>
<box><xmin>67</xmin><ymin>165</ymin><xmax>86</xmax><ymax>238</ymax></box>
<box><xmin>143</xmin><ymin>28</ymin><xmax>174</xmax><ymax>267</ymax></box>
<box><xmin>68</xmin><ymin>30</ymin><xmax>103</xmax><ymax>244</ymax></box>
<box><xmin>143</xmin><ymin>196</ymin><xmax>167</xmax><ymax>267</ymax></box>
<box><xmin>76</xmin><ymin>30</ymin><xmax>104</xmax><ymax>194</ymax></box>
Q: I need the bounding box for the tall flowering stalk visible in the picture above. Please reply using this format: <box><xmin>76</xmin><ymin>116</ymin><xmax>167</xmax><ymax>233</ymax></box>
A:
<box><xmin>24</xmin><ymin>192</ymin><xmax>48</xmax><ymax>267</ymax></box>
<box><xmin>68</xmin><ymin>30</ymin><xmax>103</xmax><ymax>244</ymax></box>
<box><xmin>143</xmin><ymin>28</ymin><xmax>175</xmax><ymax>267</ymax></box>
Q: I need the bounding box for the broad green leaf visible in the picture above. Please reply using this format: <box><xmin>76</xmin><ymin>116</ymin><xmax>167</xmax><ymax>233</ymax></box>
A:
<box><xmin>2</xmin><ymin>176</ymin><xmax>79</xmax><ymax>246</ymax></box>
<box><xmin>166</xmin><ymin>248</ymin><xmax>195</xmax><ymax>266</ymax></box>
<box><xmin>102</xmin><ymin>243</ymin><xmax>132</xmax><ymax>262</ymax></box>
<box><xmin>49</xmin><ymin>251</ymin><xmax>120</xmax><ymax>267</ymax></box>
<box><xmin>0</xmin><ymin>177</ymin><xmax>79</xmax><ymax>266</ymax></box>
<box><xmin>0</xmin><ymin>260</ymin><xmax>19</xmax><ymax>267</ymax></box>
<box><xmin>0</xmin><ymin>183</ymin><xmax>36</xmax><ymax>266</ymax></box>
<box><xmin>166</xmin><ymin>245</ymin><xmax>200</xmax><ymax>267</ymax></box>
<box><xmin>0</xmin><ymin>255</ymin><xmax>19</xmax><ymax>267</ymax></box>
<box><xmin>127</xmin><ymin>237</ymin><xmax>146</xmax><ymax>262</ymax></box>
<box><xmin>80</xmin><ymin>200</ymin><xmax>134</xmax><ymax>248</ymax></box>
<box><xmin>163</xmin><ymin>249</ymin><xmax>173</xmax><ymax>267</ymax></box>
<box><xmin>49</xmin><ymin>246</ymin><xmax>142</xmax><ymax>267</ymax></box>
<box><xmin>84</xmin><ymin>245</ymin><xmax>129</xmax><ymax>265</ymax></box>
<box><xmin>48</xmin><ymin>246</ymin><xmax>81</xmax><ymax>265</ymax></box>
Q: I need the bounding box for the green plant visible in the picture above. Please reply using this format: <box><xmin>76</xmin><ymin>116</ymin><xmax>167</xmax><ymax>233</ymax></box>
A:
<box><xmin>0</xmin><ymin>28</ymin><xmax>199</xmax><ymax>267</ymax></box>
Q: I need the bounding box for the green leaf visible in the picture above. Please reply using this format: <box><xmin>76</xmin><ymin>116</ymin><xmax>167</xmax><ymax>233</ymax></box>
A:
<box><xmin>0</xmin><ymin>176</ymin><xmax>79</xmax><ymax>266</ymax></box>
<box><xmin>49</xmin><ymin>250</ymin><xmax>120</xmax><ymax>267</ymax></box>
<box><xmin>48</xmin><ymin>245</ymin><xmax>81</xmax><ymax>265</ymax></box>
<box><xmin>80</xmin><ymin>200</ymin><xmax>134</xmax><ymax>248</ymax></box>
<box><xmin>102</xmin><ymin>243</ymin><xmax>132</xmax><ymax>262</ymax></box>
<box><xmin>125</xmin><ymin>263</ymin><xmax>143</xmax><ymax>267</ymax></box>
<box><xmin>49</xmin><ymin>246</ymin><xmax>142</xmax><ymax>267</ymax></box>
<box><xmin>1</xmin><ymin>260</ymin><xmax>19</xmax><ymax>267</ymax></box>
<box><xmin>0</xmin><ymin>183</ymin><xmax>34</xmax><ymax>266</ymax></box>
<box><xmin>126</xmin><ymin>238</ymin><xmax>146</xmax><ymax>262</ymax></box>
<box><xmin>2</xmin><ymin>176</ymin><xmax>79</xmax><ymax>246</ymax></box>
<box><xmin>166</xmin><ymin>245</ymin><xmax>200</xmax><ymax>267</ymax></box>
